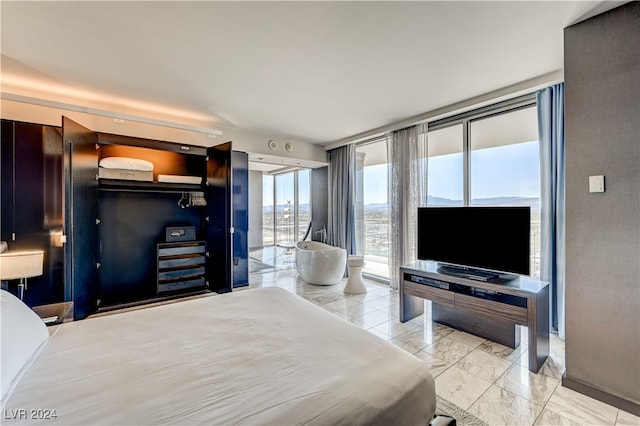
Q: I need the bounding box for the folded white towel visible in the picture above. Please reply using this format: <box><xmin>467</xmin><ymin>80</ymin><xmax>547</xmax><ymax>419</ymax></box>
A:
<box><xmin>157</xmin><ymin>175</ymin><xmax>202</xmax><ymax>184</ymax></box>
<box><xmin>99</xmin><ymin>157</ymin><xmax>154</xmax><ymax>172</ymax></box>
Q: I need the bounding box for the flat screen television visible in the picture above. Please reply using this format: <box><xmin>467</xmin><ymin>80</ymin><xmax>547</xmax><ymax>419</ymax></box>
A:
<box><xmin>417</xmin><ymin>206</ymin><xmax>531</xmax><ymax>280</ymax></box>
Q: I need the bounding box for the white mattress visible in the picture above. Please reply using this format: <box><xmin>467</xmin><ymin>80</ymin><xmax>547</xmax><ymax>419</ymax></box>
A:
<box><xmin>98</xmin><ymin>167</ymin><xmax>153</xmax><ymax>182</ymax></box>
<box><xmin>3</xmin><ymin>288</ymin><xmax>435</xmax><ymax>425</ymax></box>
<box><xmin>99</xmin><ymin>157</ymin><xmax>154</xmax><ymax>171</ymax></box>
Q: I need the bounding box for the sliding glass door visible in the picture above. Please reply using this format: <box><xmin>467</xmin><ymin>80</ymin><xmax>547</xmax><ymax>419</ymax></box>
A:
<box><xmin>262</xmin><ymin>169</ymin><xmax>312</xmax><ymax>247</ymax></box>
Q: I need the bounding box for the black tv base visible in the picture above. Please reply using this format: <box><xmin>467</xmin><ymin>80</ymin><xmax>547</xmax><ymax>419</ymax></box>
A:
<box><xmin>436</xmin><ymin>264</ymin><xmax>499</xmax><ymax>282</ymax></box>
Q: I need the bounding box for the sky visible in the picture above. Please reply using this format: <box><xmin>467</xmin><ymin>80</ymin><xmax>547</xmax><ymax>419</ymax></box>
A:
<box><xmin>364</xmin><ymin>140</ymin><xmax>540</xmax><ymax>204</ymax></box>
<box><xmin>263</xmin><ymin>140</ymin><xmax>540</xmax><ymax>206</ymax></box>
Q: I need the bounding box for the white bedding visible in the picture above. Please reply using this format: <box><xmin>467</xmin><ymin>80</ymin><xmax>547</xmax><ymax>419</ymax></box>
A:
<box><xmin>157</xmin><ymin>174</ymin><xmax>202</xmax><ymax>184</ymax></box>
<box><xmin>0</xmin><ymin>290</ymin><xmax>49</xmax><ymax>402</ymax></box>
<box><xmin>3</xmin><ymin>288</ymin><xmax>435</xmax><ymax>425</ymax></box>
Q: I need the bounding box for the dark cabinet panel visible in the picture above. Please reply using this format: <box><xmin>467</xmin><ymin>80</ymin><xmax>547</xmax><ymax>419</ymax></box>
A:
<box><xmin>206</xmin><ymin>142</ymin><xmax>232</xmax><ymax>292</ymax></box>
<box><xmin>0</xmin><ymin>120</ymin><xmax>64</xmax><ymax>307</ymax></box>
<box><xmin>232</xmin><ymin>151</ymin><xmax>249</xmax><ymax>287</ymax></box>
<box><xmin>1</xmin><ymin>121</ymin><xmax>14</xmax><ymax>244</ymax></box>
<box><xmin>63</xmin><ymin>116</ymin><xmax>99</xmax><ymax>320</ymax></box>
<box><xmin>98</xmin><ymin>191</ymin><xmax>204</xmax><ymax>305</ymax></box>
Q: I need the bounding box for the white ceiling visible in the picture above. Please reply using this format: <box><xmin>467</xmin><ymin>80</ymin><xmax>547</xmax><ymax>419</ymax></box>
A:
<box><xmin>0</xmin><ymin>1</ymin><xmax>621</xmax><ymax>146</ymax></box>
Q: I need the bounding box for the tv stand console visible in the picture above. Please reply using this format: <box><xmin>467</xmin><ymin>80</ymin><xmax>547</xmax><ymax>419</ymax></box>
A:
<box><xmin>400</xmin><ymin>261</ymin><xmax>549</xmax><ymax>373</ymax></box>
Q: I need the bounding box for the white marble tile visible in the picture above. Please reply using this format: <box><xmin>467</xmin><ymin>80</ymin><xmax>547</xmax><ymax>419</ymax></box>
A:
<box><xmin>446</xmin><ymin>330</ymin><xmax>487</xmax><ymax>348</ymax></box>
<box><xmin>323</xmin><ymin>297</ymin><xmax>362</xmax><ymax>312</ymax></box>
<box><xmin>393</xmin><ymin>325</ymin><xmax>453</xmax><ymax>352</ymax></box>
<box><xmin>534</xmin><ymin>407</ymin><xmax>584</xmax><ymax>426</ymax></box>
<box><xmin>496</xmin><ymin>363</ymin><xmax>559</xmax><ymax>406</ymax></box>
<box><xmin>469</xmin><ymin>384</ymin><xmax>543</xmax><ymax>426</ymax></box>
<box><xmin>343</xmin><ymin>292</ymin><xmax>383</xmax><ymax>303</ymax></box>
<box><xmin>343</xmin><ymin>303</ymin><xmax>383</xmax><ymax>320</ymax></box>
<box><xmin>300</xmin><ymin>291</ymin><xmax>344</xmax><ymax>305</ymax></box>
<box><xmin>516</xmin><ymin>351</ymin><xmax>565</xmax><ymax>380</ymax></box>
<box><xmin>366</xmin><ymin>297</ymin><xmax>396</xmax><ymax>311</ymax></box>
<box><xmin>617</xmin><ymin>410</ymin><xmax>640</xmax><ymax>426</ymax></box>
<box><xmin>434</xmin><ymin>366</ymin><xmax>493</xmax><ymax>410</ymax></box>
<box><xmin>423</xmin><ymin>336</ymin><xmax>475</xmax><ymax>364</ymax></box>
<box><xmin>389</xmin><ymin>338</ymin><xmax>422</xmax><ymax>354</ymax></box>
<box><xmin>544</xmin><ymin>385</ymin><xmax>618</xmax><ymax>426</ymax></box>
<box><xmin>478</xmin><ymin>339</ymin><xmax>529</xmax><ymax>362</ymax></box>
<box><xmin>348</xmin><ymin>309</ymin><xmax>389</xmax><ymax>329</ymax></box>
<box><xmin>413</xmin><ymin>350</ymin><xmax>451</xmax><ymax>378</ymax></box>
<box><xmin>371</xmin><ymin>319</ymin><xmax>419</xmax><ymax>339</ymax></box>
<box><xmin>456</xmin><ymin>348</ymin><xmax>512</xmax><ymax>382</ymax></box>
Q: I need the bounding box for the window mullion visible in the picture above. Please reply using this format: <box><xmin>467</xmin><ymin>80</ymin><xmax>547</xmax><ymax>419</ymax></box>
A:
<box><xmin>463</xmin><ymin>119</ymin><xmax>471</xmax><ymax>206</ymax></box>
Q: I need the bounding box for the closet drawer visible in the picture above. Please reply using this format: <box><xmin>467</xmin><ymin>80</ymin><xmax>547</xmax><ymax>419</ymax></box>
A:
<box><xmin>157</xmin><ymin>241</ymin><xmax>207</xmax><ymax>295</ymax></box>
<box><xmin>158</xmin><ymin>243</ymin><xmax>205</xmax><ymax>257</ymax></box>
<box><xmin>158</xmin><ymin>254</ymin><xmax>205</xmax><ymax>269</ymax></box>
<box><xmin>159</xmin><ymin>266</ymin><xmax>205</xmax><ymax>281</ymax></box>
<box><xmin>158</xmin><ymin>278</ymin><xmax>206</xmax><ymax>293</ymax></box>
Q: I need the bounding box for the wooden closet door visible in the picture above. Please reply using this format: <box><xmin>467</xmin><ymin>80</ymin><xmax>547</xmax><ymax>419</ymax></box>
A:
<box><xmin>206</xmin><ymin>142</ymin><xmax>232</xmax><ymax>292</ymax></box>
<box><xmin>63</xmin><ymin>117</ymin><xmax>98</xmax><ymax>319</ymax></box>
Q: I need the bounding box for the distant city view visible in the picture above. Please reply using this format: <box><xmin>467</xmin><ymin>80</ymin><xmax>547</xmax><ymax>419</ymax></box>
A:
<box><xmin>262</xmin><ymin>196</ymin><xmax>541</xmax><ymax>280</ymax></box>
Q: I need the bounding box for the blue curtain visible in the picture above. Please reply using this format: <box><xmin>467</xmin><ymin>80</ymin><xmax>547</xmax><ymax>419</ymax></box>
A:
<box><xmin>327</xmin><ymin>144</ymin><xmax>357</xmax><ymax>256</ymax></box>
<box><xmin>537</xmin><ymin>83</ymin><xmax>565</xmax><ymax>339</ymax></box>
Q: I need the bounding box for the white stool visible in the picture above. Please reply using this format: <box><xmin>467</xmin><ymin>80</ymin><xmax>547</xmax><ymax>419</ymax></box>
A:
<box><xmin>344</xmin><ymin>255</ymin><xmax>367</xmax><ymax>294</ymax></box>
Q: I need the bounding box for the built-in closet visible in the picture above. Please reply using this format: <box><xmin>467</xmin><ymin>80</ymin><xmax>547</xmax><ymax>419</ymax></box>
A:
<box><xmin>63</xmin><ymin>117</ymin><xmax>244</xmax><ymax>319</ymax></box>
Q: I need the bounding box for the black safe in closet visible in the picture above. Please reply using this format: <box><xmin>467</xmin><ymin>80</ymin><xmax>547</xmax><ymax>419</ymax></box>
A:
<box><xmin>63</xmin><ymin>117</ymin><xmax>241</xmax><ymax>319</ymax></box>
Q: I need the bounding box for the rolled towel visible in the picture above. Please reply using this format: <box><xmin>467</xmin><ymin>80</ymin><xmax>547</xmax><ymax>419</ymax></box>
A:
<box><xmin>0</xmin><ymin>241</ymin><xmax>7</xmax><ymax>253</ymax></box>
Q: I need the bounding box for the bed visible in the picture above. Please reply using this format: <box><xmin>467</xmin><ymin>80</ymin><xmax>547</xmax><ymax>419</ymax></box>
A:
<box><xmin>1</xmin><ymin>287</ymin><xmax>436</xmax><ymax>425</ymax></box>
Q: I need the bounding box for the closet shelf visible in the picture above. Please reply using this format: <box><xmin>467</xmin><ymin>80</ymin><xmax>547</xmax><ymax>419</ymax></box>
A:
<box><xmin>98</xmin><ymin>179</ymin><xmax>204</xmax><ymax>193</ymax></box>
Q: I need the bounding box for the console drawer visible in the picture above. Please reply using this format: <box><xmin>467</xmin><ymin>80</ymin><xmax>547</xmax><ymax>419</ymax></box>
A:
<box><xmin>454</xmin><ymin>293</ymin><xmax>528</xmax><ymax>325</ymax></box>
<box><xmin>404</xmin><ymin>281</ymin><xmax>454</xmax><ymax>307</ymax></box>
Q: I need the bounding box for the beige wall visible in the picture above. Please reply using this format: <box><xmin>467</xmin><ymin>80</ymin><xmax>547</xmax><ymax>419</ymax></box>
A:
<box><xmin>0</xmin><ymin>98</ymin><xmax>327</xmax><ymax>164</ymax></box>
<box><xmin>564</xmin><ymin>2</ymin><xmax>640</xmax><ymax>413</ymax></box>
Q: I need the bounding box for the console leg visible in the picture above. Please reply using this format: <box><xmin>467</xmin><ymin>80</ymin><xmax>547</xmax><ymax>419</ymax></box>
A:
<box><xmin>400</xmin><ymin>291</ymin><xmax>424</xmax><ymax>323</ymax></box>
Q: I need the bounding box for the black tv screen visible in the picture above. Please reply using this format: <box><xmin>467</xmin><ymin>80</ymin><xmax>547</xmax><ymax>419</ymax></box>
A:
<box><xmin>417</xmin><ymin>207</ymin><xmax>531</xmax><ymax>276</ymax></box>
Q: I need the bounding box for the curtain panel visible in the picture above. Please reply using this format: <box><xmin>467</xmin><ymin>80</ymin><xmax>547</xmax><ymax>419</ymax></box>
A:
<box><xmin>327</xmin><ymin>144</ymin><xmax>357</xmax><ymax>256</ymax></box>
<box><xmin>537</xmin><ymin>83</ymin><xmax>566</xmax><ymax>339</ymax></box>
<box><xmin>387</xmin><ymin>124</ymin><xmax>428</xmax><ymax>290</ymax></box>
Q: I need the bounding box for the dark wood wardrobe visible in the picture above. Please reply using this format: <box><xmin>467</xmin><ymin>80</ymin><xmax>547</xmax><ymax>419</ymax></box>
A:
<box><xmin>63</xmin><ymin>117</ymin><xmax>240</xmax><ymax>319</ymax></box>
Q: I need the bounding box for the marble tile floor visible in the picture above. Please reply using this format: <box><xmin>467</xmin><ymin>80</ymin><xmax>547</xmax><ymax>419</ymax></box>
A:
<box><xmin>246</xmin><ymin>268</ymin><xmax>639</xmax><ymax>426</ymax></box>
<box><xmin>249</xmin><ymin>246</ymin><xmax>296</xmax><ymax>273</ymax></box>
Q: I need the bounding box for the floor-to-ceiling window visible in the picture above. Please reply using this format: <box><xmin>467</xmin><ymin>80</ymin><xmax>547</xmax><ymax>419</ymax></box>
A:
<box><xmin>262</xmin><ymin>174</ymin><xmax>274</xmax><ymax>246</ymax></box>
<box><xmin>261</xmin><ymin>169</ymin><xmax>311</xmax><ymax>247</ymax></box>
<box><xmin>428</xmin><ymin>97</ymin><xmax>541</xmax><ymax>278</ymax></box>
<box><xmin>355</xmin><ymin>95</ymin><xmax>541</xmax><ymax>284</ymax></box>
<box><xmin>275</xmin><ymin>172</ymin><xmax>295</xmax><ymax>245</ymax></box>
<box><xmin>297</xmin><ymin>169</ymin><xmax>311</xmax><ymax>241</ymax></box>
<box><xmin>469</xmin><ymin>106</ymin><xmax>540</xmax><ymax>277</ymax></box>
<box><xmin>355</xmin><ymin>138</ymin><xmax>390</xmax><ymax>279</ymax></box>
